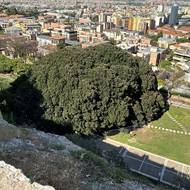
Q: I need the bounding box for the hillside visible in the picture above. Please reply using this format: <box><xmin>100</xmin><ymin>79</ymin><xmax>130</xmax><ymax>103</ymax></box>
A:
<box><xmin>0</xmin><ymin>119</ymin><xmax>170</xmax><ymax>190</ymax></box>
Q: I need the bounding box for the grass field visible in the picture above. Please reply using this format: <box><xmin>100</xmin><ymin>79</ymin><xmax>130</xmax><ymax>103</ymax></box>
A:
<box><xmin>109</xmin><ymin>106</ymin><xmax>190</xmax><ymax>165</ymax></box>
<box><xmin>110</xmin><ymin>128</ymin><xmax>190</xmax><ymax>165</ymax></box>
<box><xmin>152</xmin><ymin>106</ymin><xmax>190</xmax><ymax>132</ymax></box>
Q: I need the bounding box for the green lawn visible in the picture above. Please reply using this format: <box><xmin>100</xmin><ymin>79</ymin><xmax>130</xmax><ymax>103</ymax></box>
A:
<box><xmin>109</xmin><ymin>105</ymin><xmax>190</xmax><ymax>165</ymax></box>
<box><xmin>0</xmin><ymin>75</ymin><xmax>16</xmax><ymax>90</ymax></box>
<box><xmin>110</xmin><ymin>128</ymin><xmax>190</xmax><ymax>165</ymax></box>
<box><xmin>152</xmin><ymin>106</ymin><xmax>190</xmax><ymax>132</ymax></box>
<box><xmin>0</xmin><ymin>75</ymin><xmax>16</xmax><ymax>122</ymax></box>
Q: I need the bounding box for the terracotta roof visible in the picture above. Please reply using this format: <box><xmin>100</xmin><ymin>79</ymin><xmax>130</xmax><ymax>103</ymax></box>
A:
<box><xmin>0</xmin><ymin>13</ymin><xmax>7</xmax><ymax>17</ymax></box>
<box><xmin>149</xmin><ymin>25</ymin><xmax>186</xmax><ymax>38</ymax></box>
<box><xmin>178</xmin><ymin>42</ymin><xmax>190</xmax><ymax>47</ymax></box>
<box><xmin>177</xmin><ymin>26</ymin><xmax>190</xmax><ymax>33</ymax></box>
<box><xmin>170</xmin><ymin>42</ymin><xmax>190</xmax><ymax>49</ymax></box>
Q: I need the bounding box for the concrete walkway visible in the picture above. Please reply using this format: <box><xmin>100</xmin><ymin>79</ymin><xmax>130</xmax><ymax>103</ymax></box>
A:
<box><xmin>171</xmin><ymin>101</ymin><xmax>190</xmax><ymax>110</ymax></box>
<box><xmin>104</xmin><ymin>138</ymin><xmax>190</xmax><ymax>189</ymax></box>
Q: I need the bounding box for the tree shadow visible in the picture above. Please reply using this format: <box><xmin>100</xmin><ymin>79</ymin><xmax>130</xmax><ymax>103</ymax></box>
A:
<box><xmin>0</xmin><ymin>74</ymin><xmax>73</xmax><ymax>135</ymax></box>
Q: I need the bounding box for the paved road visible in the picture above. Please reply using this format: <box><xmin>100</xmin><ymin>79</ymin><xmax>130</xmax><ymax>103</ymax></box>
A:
<box><xmin>171</xmin><ymin>101</ymin><xmax>190</xmax><ymax>110</ymax></box>
<box><xmin>104</xmin><ymin>138</ymin><xmax>190</xmax><ymax>190</ymax></box>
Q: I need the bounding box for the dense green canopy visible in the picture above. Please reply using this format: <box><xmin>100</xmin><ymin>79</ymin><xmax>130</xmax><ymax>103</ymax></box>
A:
<box><xmin>4</xmin><ymin>44</ymin><xmax>168</xmax><ymax>135</ymax></box>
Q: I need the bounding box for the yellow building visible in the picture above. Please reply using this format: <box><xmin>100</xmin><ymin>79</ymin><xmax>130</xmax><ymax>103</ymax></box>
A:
<box><xmin>127</xmin><ymin>17</ymin><xmax>155</xmax><ymax>32</ymax></box>
<box><xmin>128</xmin><ymin>17</ymin><xmax>134</xmax><ymax>30</ymax></box>
<box><xmin>112</xmin><ymin>15</ymin><xmax>122</xmax><ymax>27</ymax></box>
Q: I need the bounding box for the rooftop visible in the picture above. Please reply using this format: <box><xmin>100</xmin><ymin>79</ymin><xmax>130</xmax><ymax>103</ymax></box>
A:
<box><xmin>50</xmin><ymin>36</ymin><xmax>65</xmax><ymax>40</ymax></box>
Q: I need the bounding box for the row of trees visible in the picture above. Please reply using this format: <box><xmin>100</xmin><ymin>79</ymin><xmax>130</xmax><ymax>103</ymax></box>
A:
<box><xmin>4</xmin><ymin>7</ymin><xmax>39</xmax><ymax>18</ymax></box>
<box><xmin>2</xmin><ymin>44</ymin><xmax>168</xmax><ymax>135</ymax></box>
<box><xmin>0</xmin><ymin>38</ymin><xmax>37</xmax><ymax>60</ymax></box>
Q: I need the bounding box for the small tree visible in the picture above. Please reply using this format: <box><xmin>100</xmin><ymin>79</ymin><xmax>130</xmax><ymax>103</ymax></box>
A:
<box><xmin>57</xmin><ymin>41</ymin><xmax>65</xmax><ymax>50</ymax></box>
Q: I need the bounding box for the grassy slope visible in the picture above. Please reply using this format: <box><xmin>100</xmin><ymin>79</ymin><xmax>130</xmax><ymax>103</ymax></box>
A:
<box><xmin>152</xmin><ymin>106</ymin><xmax>190</xmax><ymax>132</ymax></box>
<box><xmin>110</xmin><ymin>106</ymin><xmax>190</xmax><ymax>164</ymax></box>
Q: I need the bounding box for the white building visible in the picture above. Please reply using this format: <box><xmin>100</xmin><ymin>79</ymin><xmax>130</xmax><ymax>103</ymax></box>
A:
<box><xmin>37</xmin><ymin>35</ymin><xmax>65</xmax><ymax>47</ymax></box>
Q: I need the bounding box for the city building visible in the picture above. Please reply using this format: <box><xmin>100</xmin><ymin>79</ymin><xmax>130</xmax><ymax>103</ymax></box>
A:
<box><xmin>78</xmin><ymin>25</ymin><xmax>105</xmax><ymax>44</ymax></box>
<box><xmin>149</xmin><ymin>47</ymin><xmax>166</xmax><ymax>66</ymax></box>
<box><xmin>155</xmin><ymin>16</ymin><xmax>165</xmax><ymax>27</ymax></box>
<box><xmin>170</xmin><ymin>43</ymin><xmax>190</xmax><ymax>70</ymax></box>
<box><xmin>169</xmin><ymin>4</ymin><xmax>179</xmax><ymax>26</ymax></box>
<box><xmin>37</xmin><ymin>35</ymin><xmax>65</xmax><ymax>46</ymax></box>
<box><xmin>158</xmin><ymin>37</ymin><xmax>176</xmax><ymax>49</ymax></box>
<box><xmin>158</xmin><ymin>4</ymin><xmax>164</xmax><ymax>13</ymax></box>
<box><xmin>5</xmin><ymin>26</ymin><xmax>22</xmax><ymax>36</ymax></box>
<box><xmin>99</xmin><ymin>13</ymin><xmax>107</xmax><ymax>23</ymax></box>
<box><xmin>170</xmin><ymin>42</ymin><xmax>190</xmax><ymax>82</ymax></box>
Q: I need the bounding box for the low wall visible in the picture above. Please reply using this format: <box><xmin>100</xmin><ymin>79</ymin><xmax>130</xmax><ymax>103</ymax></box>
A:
<box><xmin>170</xmin><ymin>95</ymin><xmax>190</xmax><ymax>105</ymax></box>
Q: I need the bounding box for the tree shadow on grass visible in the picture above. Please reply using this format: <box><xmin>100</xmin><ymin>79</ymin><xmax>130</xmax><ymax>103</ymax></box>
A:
<box><xmin>0</xmin><ymin>74</ymin><xmax>73</xmax><ymax>135</ymax></box>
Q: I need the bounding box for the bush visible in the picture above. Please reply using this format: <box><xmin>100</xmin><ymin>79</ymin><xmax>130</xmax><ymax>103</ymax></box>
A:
<box><xmin>0</xmin><ymin>55</ymin><xmax>27</xmax><ymax>74</ymax></box>
<box><xmin>66</xmin><ymin>134</ymin><xmax>102</xmax><ymax>155</ymax></box>
<box><xmin>159</xmin><ymin>60</ymin><xmax>172</xmax><ymax>70</ymax></box>
<box><xmin>0</xmin><ymin>55</ymin><xmax>14</xmax><ymax>73</ymax></box>
<box><xmin>176</xmin><ymin>38</ymin><xmax>189</xmax><ymax>43</ymax></box>
<box><xmin>72</xmin><ymin>150</ymin><xmax>127</xmax><ymax>183</ymax></box>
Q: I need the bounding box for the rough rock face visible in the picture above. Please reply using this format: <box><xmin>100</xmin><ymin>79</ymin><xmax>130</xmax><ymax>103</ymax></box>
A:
<box><xmin>0</xmin><ymin>118</ymin><xmax>169</xmax><ymax>190</ymax></box>
<box><xmin>0</xmin><ymin>161</ymin><xmax>55</xmax><ymax>190</ymax></box>
<box><xmin>0</xmin><ymin>119</ymin><xmax>83</xmax><ymax>190</ymax></box>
